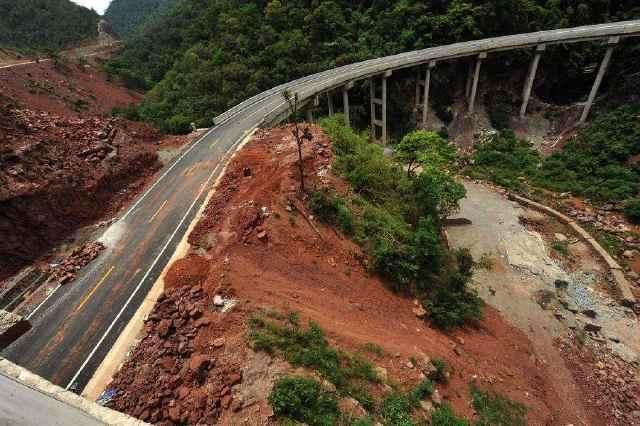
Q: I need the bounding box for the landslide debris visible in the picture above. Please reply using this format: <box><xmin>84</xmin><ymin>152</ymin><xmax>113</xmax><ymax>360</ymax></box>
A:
<box><xmin>0</xmin><ymin>95</ymin><xmax>160</xmax><ymax>280</ymax></box>
<box><xmin>49</xmin><ymin>241</ymin><xmax>105</xmax><ymax>285</ymax></box>
<box><xmin>106</xmin><ymin>125</ymin><xmax>575</xmax><ymax>425</ymax></box>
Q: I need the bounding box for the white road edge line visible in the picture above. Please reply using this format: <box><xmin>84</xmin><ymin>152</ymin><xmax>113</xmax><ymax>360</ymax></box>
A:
<box><xmin>64</xmin><ymin>128</ymin><xmax>255</xmax><ymax>391</ymax></box>
<box><xmin>26</xmin><ymin>283</ymin><xmax>61</xmax><ymax>321</ymax></box>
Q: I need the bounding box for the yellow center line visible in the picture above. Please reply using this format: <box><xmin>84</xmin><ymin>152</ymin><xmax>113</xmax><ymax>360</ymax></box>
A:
<box><xmin>183</xmin><ymin>165</ymin><xmax>195</xmax><ymax>176</ymax></box>
<box><xmin>148</xmin><ymin>200</ymin><xmax>168</xmax><ymax>223</ymax></box>
<box><xmin>75</xmin><ymin>266</ymin><xmax>114</xmax><ymax>313</ymax></box>
<box><xmin>210</xmin><ymin>139</ymin><xmax>220</xmax><ymax>149</ymax></box>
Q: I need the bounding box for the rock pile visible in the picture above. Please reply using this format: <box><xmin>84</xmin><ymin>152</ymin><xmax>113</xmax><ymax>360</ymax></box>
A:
<box><xmin>559</xmin><ymin>339</ymin><xmax>640</xmax><ymax>425</ymax></box>
<box><xmin>50</xmin><ymin>242</ymin><xmax>105</xmax><ymax>285</ymax></box>
<box><xmin>108</xmin><ymin>284</ymin><xmax>243</xmax><ymax>425</ymax></box>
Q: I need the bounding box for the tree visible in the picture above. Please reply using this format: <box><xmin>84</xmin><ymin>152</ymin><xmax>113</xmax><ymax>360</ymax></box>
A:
<box><xmin>395</xmin><ymin>130</ymin><xmax>455</xmax><ymax>176</ymax></box>
<box><xmin>282</xmin><ymin>89</ymin><xmax>313</xmax><ymax>193</ymax></box>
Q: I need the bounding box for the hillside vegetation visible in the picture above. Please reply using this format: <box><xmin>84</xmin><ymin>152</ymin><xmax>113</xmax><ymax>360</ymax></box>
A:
<box><xmin>0</xmin><ymin>0</ymin><xmax>99</xmax><ymax>53</ymax></box>
<box><xmin>468</xmin><ymin>106</ymin><xmax>640</xmax><ymax>221</ymax></box>
<box><xmin>104</xmin><ymin>0</ymin><xmax>180</xmax><ymax>37</ymax></box>
<box><xmin>105</xmin><ymin>0</ymin><xmax>640</xmax><ymax>133</ymax></box>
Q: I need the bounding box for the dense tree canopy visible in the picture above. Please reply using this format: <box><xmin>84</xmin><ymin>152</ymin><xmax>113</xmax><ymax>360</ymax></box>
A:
<box><xmin>104</xmin><ymin>0</ymin><xmax>180</xmax><ymax>37</ymax></box>
<box><xmin>0</xmin><ymin>0</ymin><xmax>99</xmax><ymax>52</ymax></box>
<box><xmin>104</xmin><ymin>0</ymin><xmax>640</xmax><ymax>133</ymax></box>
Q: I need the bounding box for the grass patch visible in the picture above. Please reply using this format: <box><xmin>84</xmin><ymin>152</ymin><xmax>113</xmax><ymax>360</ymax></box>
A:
<box><xmin>471</xmin><ymin>385</ymin><xmax>526</xmax><ymax>426</ymax></box>
<box><xmin>431</xmin><ymin>404</ymin><xmax>470</xmax><ymax>426</ymax></box>
<box><xmin>361</xmin><ymin>342</ymin><xmax>385</xmax><ymax>357</ymax></box>
<box><xmin>248</xmin><ymin>312</ymin><xmax>378</xmax><ymax>407</ymax></box>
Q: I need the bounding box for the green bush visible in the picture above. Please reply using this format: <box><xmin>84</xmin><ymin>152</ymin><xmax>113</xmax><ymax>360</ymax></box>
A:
<box><xmin>471</xmin><ymin>385</ymin><xmax>527</xmax><ymax>426</ymax></box>
<box><xmin>320</xmin><ymin>116</ymin><xmax>481</xmax><ymax>329</ymax></box>
<box><xmin>309</xmin><ymin>190</ymin><xmax>354</xmax><ymax>234</ymax></box>
<box><xmin>624</xmin><ymin>198</ymin><xmax>640</xmax><ymax>224</ymax></box>
<box><xmin>430</xmin><ymin>358</ymin><xmax>448</xmax><ymax>384</ymax></box>
<box><xmin>112</xmin><ymin>104</ymin><xmax>141</xmax><ymax>121</ymax></box>
<box><xmin>268</xmin><ymin>376</ymin><xmax>338</xmax><ymax>426</ymax></box>
<box><xmin>165</xmin><ymin>114</ymin><xmax>192</xmax><ymax>134</ymax></box>
<box><xmin>431</xmin><ymin>404</ymin><xmax>470</xmax><ymax>426</ymax></box>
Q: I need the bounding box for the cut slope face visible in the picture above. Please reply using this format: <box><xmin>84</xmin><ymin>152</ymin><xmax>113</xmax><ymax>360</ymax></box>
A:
<box><xmin>0</xmin><ymin>58</ymin><xmax>162</xmax><ymax>281</ymax></box>
<box><xmin>107</xmin><ymin>126</ymin><xmax>581</xmax><ymax>425</ymax></box>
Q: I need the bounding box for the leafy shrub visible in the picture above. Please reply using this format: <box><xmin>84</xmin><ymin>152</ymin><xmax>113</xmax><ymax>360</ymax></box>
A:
<box><xmin>165</xmin><ymin>114</ymin><xmax>192</xmax><ymax>134</ymax></box>
<box><xmin>395</xmin><ymin>130</ymin><xmax>456</xmax><ymax>175</ymax></box>
<box><xmin>407</xmin><ymin>379</ymin><xmax>434</xmax><ymax>405</ymax></box>
<box><xmin>624</xmin><ymin>198</ymin><xmax>640</xmax><ymax>224</ymax></box>
<box><xmin>471</xmin><ymin>385</ymin><xmax>526</xmax><ymax>426</ymax></box>
<box><xmin>112</xmin><ymin>104</ymin><xmax>141</xmax><ymax>121</ymax></box>
<box><xmin>309</xmin><ymin>190</ymin><xmax>354</xmax><ymax>234</ymax></box>
<box><xmin>268</xmin><ymin>376</ymin><xmax>338</xmax><ymax>426</ymax></box>
<box><xmin>430</xmin><ymin>358</ymin><xmax>448</xmax><ymax>384</ymax></box>
<box><xmin>431</xmin><ymin>404</ymin><xmax>470</xmax><ymax>426</ymax></box>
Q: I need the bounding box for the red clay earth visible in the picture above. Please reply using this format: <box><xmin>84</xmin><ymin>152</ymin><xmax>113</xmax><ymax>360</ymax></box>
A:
<box><xmin>106</xmin><ymin>126</ymin><xmax>614</xmax><ymax>425</ymax></box>
<box><xmin>0</xmin><ymin>58</ymin><xmax>167</xmax><ymax>281</ymax></box>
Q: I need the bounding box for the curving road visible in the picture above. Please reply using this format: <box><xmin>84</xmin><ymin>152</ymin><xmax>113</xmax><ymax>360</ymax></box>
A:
<box><xmin>3</xmin><ymin>20</ymin><xmax>640</xmax><ymax>393</ymax></box>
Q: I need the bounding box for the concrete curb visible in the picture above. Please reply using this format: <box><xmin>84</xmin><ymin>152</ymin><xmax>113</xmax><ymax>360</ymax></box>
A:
<box><xmin>0</xmin><ymin>358</ymin><xmax>148</xmax><ymax>425</ymax></box>
<box><xmin>508</xmin><ymin>193</ymin><xmax>637</xmax><ymax>308</ymax></box>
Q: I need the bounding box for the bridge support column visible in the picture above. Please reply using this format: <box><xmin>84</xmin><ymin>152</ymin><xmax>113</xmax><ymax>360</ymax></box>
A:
<box><xmin>343</xmin><ymin>82</ymin><xmax>353</xmax><ymax>126</ymax></box>
<box><xmin>520</xmin><ymin>44</ymin><xmax>545</xmax><ymax>118</ymax></box>
<box><xmin>465</xmin><ymin>62</ymin><xmax>473</xmax><ymax>99</ymax></box>
<box><xmin>370</xmin><ymin>70</ymin><xmax>392</xmax><ymax>143</ymax></box>
<box><xmin>327</xmin><ymin>92</ymin><xmax>334</xmax><ymax>115</ymax></box>
<box><xmin>579</xmin><ymin>36</ymin><xmax>618</xmax><ymax>125</ymax></box>
<box><xmin>422</xmin><ymin>61</ymin><xmax>436</xmax><ymax>128</ymax></box>
<box><xmin>306</xmin><ymin>109</ymin><xmax>313</xmax><ymax>123</ymax></box>
<box><xmin>468</xmin><ymin>52</ymin><xmax>486</xmax><ymax>114</ymax></box>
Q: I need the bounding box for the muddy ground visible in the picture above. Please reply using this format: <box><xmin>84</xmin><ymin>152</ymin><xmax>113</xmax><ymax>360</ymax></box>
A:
<box><xmin>105</xmin><ymin>125</ymin><xmax>606</xmax><ymax>425</ymax></box>
<box><xmin>447</xmin><ymin>181</ymin><xmax>640</xmax><ymax>425</ymax></box>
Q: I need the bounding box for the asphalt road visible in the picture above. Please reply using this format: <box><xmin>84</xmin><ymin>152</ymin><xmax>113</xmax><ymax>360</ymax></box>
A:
<box><xmin>3</xmin><ymin>21</ymin><xmax>639</xmax><ymax>393</ymax></box>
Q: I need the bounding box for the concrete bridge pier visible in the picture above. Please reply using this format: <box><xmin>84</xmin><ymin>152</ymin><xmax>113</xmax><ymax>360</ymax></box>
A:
<box><xmin>327</xmin><ymin>91</ymin><xmax>334</xmax><ymax>115</ymax></box>
<box><xmin>414</xmin><ymin>61</ymin><xmax>436</xmax><ymax>129</ymax></box>
<box><xmin>343</xmin><ymin>82</ymin><xmax>354</xmax><ymax>126</ymax></box>
<box><xmin>520</xmin><ymin>44</ymin><xmax>545</xmax><ymax>118</ymax></box>
<box><xmin>468</xmin><ymin>52</ymin><xmax>486</xmax><ymax>114</ymax></box>
<box><xmin>370</xmin><ymin>70</ymin><xmax>392</xmax><ymax>143</ymax></box>
<box><xmin>579</xmin><ymin>36</ymin><xmax>618</xmax><ymax>124</ymax></box>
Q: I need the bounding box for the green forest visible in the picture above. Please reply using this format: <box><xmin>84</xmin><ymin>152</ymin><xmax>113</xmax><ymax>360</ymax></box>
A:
<box><xmin>0</xmin><ymin>0</ymin><xmax>99</xmax><ymax>52</ymax></box>
<box><xmin>104</xmin><ymin>0</ymin><xmax>179</xmax><ymax>37</ymax></box>
<box><xmin>105</xmin><ymin>0</ymin><xmax>640</xmax><ymax>133</ymax></box>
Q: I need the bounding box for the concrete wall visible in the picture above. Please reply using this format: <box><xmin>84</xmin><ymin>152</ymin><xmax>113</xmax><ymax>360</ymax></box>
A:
<box><xmin>0</xmin><ymin>358</ymin><xmax>147</xmax><ymax>426</ymax></box>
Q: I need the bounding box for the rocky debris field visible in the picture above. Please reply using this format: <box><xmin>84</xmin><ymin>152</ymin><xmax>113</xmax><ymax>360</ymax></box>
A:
<box><xmin>447</xmin><ymin>181</ymin><xmax>640</xmax><ymax>426</ymax></box>
<box><xmin>107</xmin><ymin>283</ymin><xmax>245</xmax><ymax>425</ymax></box>
<box><xmin>106</xmin><ymin>126</ymin><xmax>584</xmax><ymax>425</ymax></box>
<box><xmin>0</xmin><ymin>96</ymin><xmax>160</xmax><ymax>280</ymax></box>
<box><xmin>49</xmin><ymin>242</ymin><xmax>105</xmax><ymax>285</ymax></box>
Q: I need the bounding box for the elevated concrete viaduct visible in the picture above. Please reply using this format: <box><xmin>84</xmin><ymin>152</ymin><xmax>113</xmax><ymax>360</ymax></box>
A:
<box><xmin>260</xmin><ymin>20</ymin><xmax>640</xmax><ymax>137</ymax></box>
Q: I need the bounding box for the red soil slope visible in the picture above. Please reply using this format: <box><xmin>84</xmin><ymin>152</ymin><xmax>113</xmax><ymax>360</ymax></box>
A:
<box><xmin>107</xmin><ymin>126</ymin><xmax>587</xmax><ymax>425</ymax></box>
